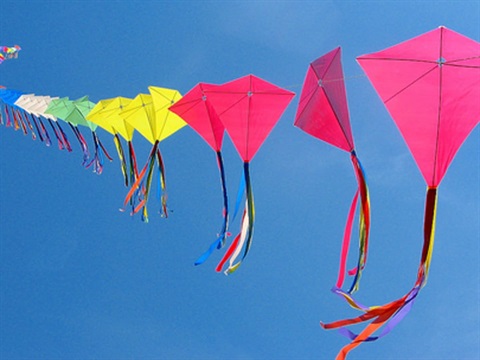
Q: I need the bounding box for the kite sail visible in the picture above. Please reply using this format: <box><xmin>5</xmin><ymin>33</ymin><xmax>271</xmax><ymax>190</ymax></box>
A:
<box><xmin>204</xmin><ymin>74</ymin><xmax>295</xmax><ymax>274</ymax></box>
<box><xmin>121</xmin><ymin>87</ymin><xmax>186</xmax><ymax>222</ymax></box>
<box><xmin>0</xmin><ymin>45</ymin><xmax>21</xmax><ymax>64</ymax></box>
<box><xmin>294</xmin><ymin>47</ymin><xmax>371</xmax><ymax>295</ymax></box>
<box><xmin>321</xmin><ymin>26</ymin><xmax>480</xmax><ymax>359</ymax></box>
<box><xmin>169</xmin><ymin>82</ymin><xmax>231</xmax><ymax>265</ymax></box>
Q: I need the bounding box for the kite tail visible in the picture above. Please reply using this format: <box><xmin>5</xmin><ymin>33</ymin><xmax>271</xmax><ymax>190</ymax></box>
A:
<box><xmin>216</xmin><ymin>150</ymin><xmax>230</xmax><ymax>247</ymax></box>
<box><xmin>46</xmin><ymin>118</ymin><xmax>65</xmax><ymax>150</ymax></box>
<box><xmin>37</xmin><ymin>117</ymin><xmax>52</xmax><ymax>146</ymax></box>
<box><xmin>87</xmin><ymin>131</ymin><xmax>113</xmax><ymax>174</ymax></box>
<box><xmin>194</xmin><ymin>151</ymin><xmax>230</xmax><ymax>266</ymax></box>
<box><xmin>216</xmin><ymin>162</ymin><xmax>254</xmax><ymax>275</ymax></box>
<box><xmin>0</xmin><ymin>104</ymin><xmax>4</xmax><ymax>125</ymax></box>
<box><xmin>13</xmin><ymin>108</ymin><xmax>27</xmax><ymax>134</ymax></box>
<box><xmin>155</xmin><ymin>147</ymin><xmax>168</xmax><ymax>218</ymax></box>
<box><xmin>336</xmin><ymin>190</ymin><xmax>360</xmax><ymax>289</ymax></box>
<box><xmin>85</xmin><ymin>131</ymin><xmax>104</xmax><ymax>174</ymax></box>
<box><xmin>345</xmin><ymin>151</ymin><xmax>371</xmax><ymax>294</ymax></box>
<box><xmin>55</xmin><ymin>121</ymin><xmax>72</xmax><ymax>152</ymax></box>
<box><xmin>24</xmin><ymin>113</ymin><xmax>38</xmax><ymax>141</ymax></box>
<box><xmin>127</xmin><ymin>141</ymin><xmax>140</xmax><ymax>213</ymax></box>
<box><xmin>12</xmin><ymin>108</ymin><xmax>21</xmax><ymax>131</ymax></box>
<box><xmin>124</xmin><ymin>141</ymin><xmax>159</xmax><ymax>222</ymax></box>
<box><xmin>4</xmin><ymin>105</ymin><xmax>12</xmax><ymax>127</ymax></box>
<box><xmin>128</xmin><ymin>141</ymin><xmax>139</xmax><ymax>185</ymax></box>
<box><xmin>124</xmin><ymin>141</ymin><xmax>142</xmax><ymax>215</ymax></box>
<box><xmin>18</xmin><ymin>111</ymin><xmax>29</xmax><ymax>136</ymax></box>
<box><xmin>20</xmin><ymin>111</ymin><xmax>37</xmax><ymax>140</ymax></box>
<box><xmin>98</xmin><ymin>134</ymin><xmax>113</xmax><ymax>161</ymax></box>
<box><xmin>139</xmin><ymin>146</ymin><xmax>158</xmax><ymax>222</ymax></box>
<box><xmin>321</xmin><ymin>187</ymin><xmax>437</xmax><ymax>360</ymax></box>
<box><xmin>114</xmin><ymin>134</ymin><xmax>129</xmax><ymax>186</ymax></box>
<box><xmin>335</xmin><ymin>150</ymin><xmax>370</xmax><ymax>293</ymax></box>
<box><xmin>69</xmin><ymin>123</ymin><xmax>90</xmax><ymax>165</ymax></box>
<box><xmin>418</xmin><ymin>186</ymin><xmax>437</xmax><ymax>285</ymax></box>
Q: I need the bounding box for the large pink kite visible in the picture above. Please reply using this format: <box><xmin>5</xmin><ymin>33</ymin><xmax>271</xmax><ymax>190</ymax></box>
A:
<box><xmin>322</xmin><ymin>26</ymin><xmax>480</xmax><ymax>359</ymax></box>
<box><xmin>204</xmin><ymin>74</ymin><xmax>295</xmax><ymax>274</ymax></box>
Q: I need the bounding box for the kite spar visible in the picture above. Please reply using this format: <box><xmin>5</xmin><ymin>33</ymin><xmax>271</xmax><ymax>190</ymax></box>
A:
<box><xmin>321</xmin><ymin>26</ymin><xmax>480</xmax><ymax>359</ymax></box>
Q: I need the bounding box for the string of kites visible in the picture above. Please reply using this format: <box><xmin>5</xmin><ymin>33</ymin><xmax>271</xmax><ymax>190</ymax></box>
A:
<box><xmin>1</xmin><ymin>26</ymin><xmax>478</xmax><ymax>359</ymax></box>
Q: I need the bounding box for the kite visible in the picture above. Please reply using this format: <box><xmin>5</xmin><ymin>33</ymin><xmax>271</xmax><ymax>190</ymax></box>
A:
<box><xmin>0</xmin><ymin>45</ymin><xmax>21</xmax><ymax>64</ymax></box>
<box><xmin>14</xmin><ymin>94</ymin><xmax>72</xmax><ymax>151</ymax></box>
<box><xmin>72</xmin><ymin>96</ymin><xmax>113</xmax><ymax>173</ymax></box>
<box><xmin>321</xmin><ymin>26</ymin><xmax>480</xmax><ymax>359</ymax></box>
<box><xmin>294</xmin><ymin>47</ymin><xmax>371</xmax><ymax>295</ymax></box>
<box><xmin>168</xmin><ymin>82</ymin><xmax>230</xmax><ymax>265</ymax></box>
<box><xmin>0</xmin><ymin>89</ymin><xmax>52</xmax><ymax>145</ymax></box>
<box><xmin>45</xmin><ymin>96</ymin><xmax>112</xmax><ymax>173</ymax></box>
<box><xmin>0</xmin><ymin>89</ymin><xmax>27</xmax><ymax>131</ymax></box>
<box><xmin>121</xmin><ymin>87</ymin><xmax>186</xmax><ymax>222</ymax></box>
<box><xmin>87</xmin><ymin>97</ymin><xmax>138</xmax><ymax>187</ymax></box>
<box><xmin>45</xmin><ymin>97</ymin><xmax>90</xmax><ymax>163</ymax></box>
<box><xmin>204</xmin><ymin>74</ymin><xmax>295</xmax><ymax>274</ymax></box>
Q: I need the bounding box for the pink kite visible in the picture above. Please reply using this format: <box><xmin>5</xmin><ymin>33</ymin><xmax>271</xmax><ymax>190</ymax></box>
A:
<box><xmin>204</xmin><ymin>74</ymin><xmax>295</xmax><ymax>274</ymax></box>
<box><xmin>322</xmin><ymin>26</ymin><xmax>480</xmax><ymax>359</ymax></box>
<box><xmin>294</xmin><ymin>47</ymin><xmax>371</xmax><ymax>295</ymax></box>
<box><xmin>169</xmin><ymin>83</ymin><xmax>230</xmax><ymax>265</ymax></box>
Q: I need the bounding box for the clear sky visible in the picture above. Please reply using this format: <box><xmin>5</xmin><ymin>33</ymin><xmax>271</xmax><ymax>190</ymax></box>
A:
<box><xmin>1</xmin><ymin>1</ymin><xmax>479</xmax><ymax>359</ymax></box>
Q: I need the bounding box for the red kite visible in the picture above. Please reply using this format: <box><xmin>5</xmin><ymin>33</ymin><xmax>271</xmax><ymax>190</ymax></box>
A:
<box><xmin>322</xmin><ymin>26</ymin><xmax>480</xmax><ymax>359</ymax></box>
<box><xmin>204</xmin><ymin>74</ymin><xmax>295</xmax><ymax>274</ymax></box>
<box><xmin>294</xmin><ymin>47</ymin><xmax>371</xmax><ymax>295</ymax></box>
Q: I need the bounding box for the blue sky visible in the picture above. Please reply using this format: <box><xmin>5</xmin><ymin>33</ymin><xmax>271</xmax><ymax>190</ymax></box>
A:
<box><xmin>1</xmin><ymin>1</ymin><xmax>479</xmax><ymax>359</ymax></box>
